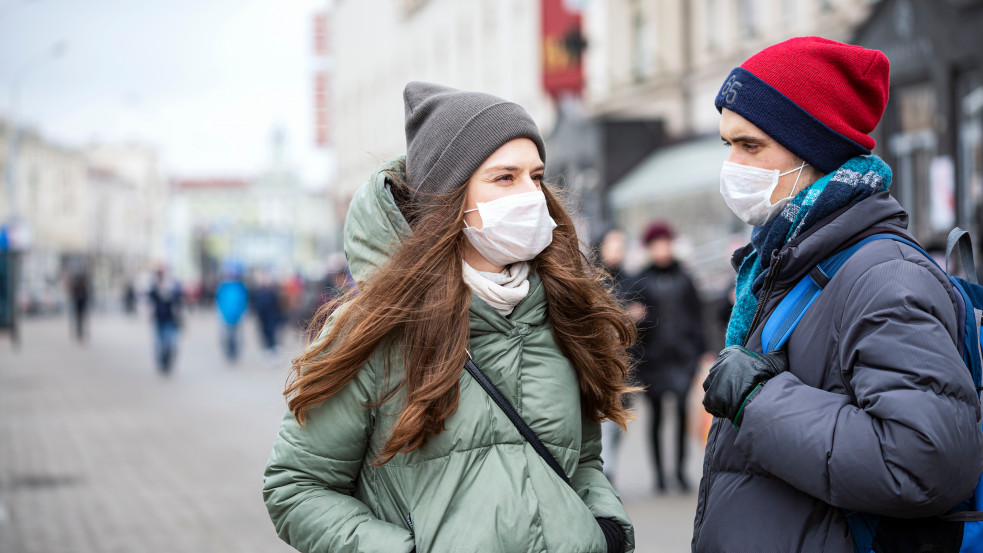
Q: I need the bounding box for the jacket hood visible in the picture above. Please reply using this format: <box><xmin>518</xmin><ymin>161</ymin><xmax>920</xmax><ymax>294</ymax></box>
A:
<box><xmin>343</xmin><ymin>157</ymin><xmax>412</xmax><ymax>287</ymax></box>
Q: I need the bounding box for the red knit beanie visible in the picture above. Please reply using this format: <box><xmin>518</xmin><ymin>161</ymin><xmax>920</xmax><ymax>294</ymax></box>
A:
<box><xmin>715</xmin><ymin>36</ymin><xmax>890</xmax><ymax>174</ymax></box>
<box><xmin>642</xmin><ymin>221</ymin><xmax>674</xmax><ymax>245</ymax></box>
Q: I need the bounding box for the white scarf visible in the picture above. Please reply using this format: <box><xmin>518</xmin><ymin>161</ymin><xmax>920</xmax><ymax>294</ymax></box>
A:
<box><xmin>462</xmin><ymin>261</ymin><xmax>531</xmax><ymax>317</ymax></box>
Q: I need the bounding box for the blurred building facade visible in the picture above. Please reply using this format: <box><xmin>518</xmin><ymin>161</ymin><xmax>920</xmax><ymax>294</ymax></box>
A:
<box><xmin>323</xmin><ymin>0</ymin><xmax>982</xmax><ymax>296</ymax></box>
<box><xmin>166</xmin><ymin>134</ymin><xmax>337</xmax><ymax>289</ymax></box>
<box><xmin>85</xmin><ymin>142</ymin><xmax>168</xmax><ymax>299</ymax></box>
<box><xmin>329</xmin><ymin>0</ymin><xmax>556</xmax><ymax>204</ymax></box>
<box><xmin>0</xmin><ymin>121</ymin><xmax>162</xmax><ymax>312</ymax></box>
<box><xmin>854</xmin><ymin>0</ymin><xmax>983</xmax><ymax>250</ymax></box>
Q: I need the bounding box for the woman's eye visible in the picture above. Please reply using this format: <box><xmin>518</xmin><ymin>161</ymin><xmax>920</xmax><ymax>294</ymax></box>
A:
<box><xmin>495</xmin><ymin>174</ymin><xmax>514</xmax><ymax>182</ymax></box>
<box><xmin>532</xmin><ymin>174</ymin><xmax>543</xmax><ymax>182</ymax></box>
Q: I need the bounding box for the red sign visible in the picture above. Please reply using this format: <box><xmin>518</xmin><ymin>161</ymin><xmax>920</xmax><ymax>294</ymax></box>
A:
<box><xmin>313</xmin><ymin>12</ymin><xmax>329</xmax><ymax>56</ymax></box>
<box><xmin>314</xmin><ymin>72</ymin><xmax>331</xmax><ymax>147</ymax></box>
<box><xmin>541</xmin><ymin>0</ymin><xmax>585</xmax><ymax>98</ymax></box>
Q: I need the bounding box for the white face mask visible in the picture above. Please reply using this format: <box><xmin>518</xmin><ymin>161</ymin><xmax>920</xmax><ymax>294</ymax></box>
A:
<box><xmin>719</xmin><ymin>160</ymin><xmax>808</xmax><ymax>226</ymax></box>
<box><xmin>463</xmin><ymin>190</ymin><xmax>557</xmax><ymax>267</ymax></box>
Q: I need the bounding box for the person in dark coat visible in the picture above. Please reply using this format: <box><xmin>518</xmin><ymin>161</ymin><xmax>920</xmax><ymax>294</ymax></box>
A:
<box><xmin>147</xmin><ymin>268</ymin><xmax>182</xmax><ymax>375</ymax></box>
<box><xmin>694</xmin><ymin>37</ymin><xmax>983</xmax><ymax>552</ymax></box>
<box><xmin>630</xmin><ymin>221</ymin><xmax>706</xmax><ymax>493</ymax></box>
<box><xmin>251</xmin><ymin>271</ymin><xmax>282</xmax><ymax>354</ymax></box>
<box><xmin>68</xmin><ymin>268</ymin><xmax>90</xmax><ymax>343</ymax></box>
<box><xmin>122</xmin><ymin>279</ymin><xmax>137</xmax><ymax>315</ymax></box>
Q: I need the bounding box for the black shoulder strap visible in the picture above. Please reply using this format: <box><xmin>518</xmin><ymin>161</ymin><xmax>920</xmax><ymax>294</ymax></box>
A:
<box><xmin>463</xmin><ymin>355</ymin><xmax>572</xmax><ymax>486</ymax></box>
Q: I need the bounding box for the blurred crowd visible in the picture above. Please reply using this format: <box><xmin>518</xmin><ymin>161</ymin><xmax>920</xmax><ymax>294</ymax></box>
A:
<box><xmin>57</xmin><ymin>261</ymin><xmax>354</xmax><ymax>371</ymax></box>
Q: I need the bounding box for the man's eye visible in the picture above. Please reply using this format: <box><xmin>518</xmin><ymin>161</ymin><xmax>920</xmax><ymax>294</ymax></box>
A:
<box><xmin>744</xmin><ymin>144</ymin><xmax>759</xmax><ymax>152</ymax></box>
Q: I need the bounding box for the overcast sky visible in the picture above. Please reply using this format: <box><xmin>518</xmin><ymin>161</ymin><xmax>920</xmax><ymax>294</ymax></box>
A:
<box><xmin>0</xmin><ymin>0</ymin><xmax>331</xmax><ymax>185</ymax></box>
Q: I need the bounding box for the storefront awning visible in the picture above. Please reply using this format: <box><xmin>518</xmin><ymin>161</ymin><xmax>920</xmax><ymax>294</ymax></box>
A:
<box><xmin>608</xmin><ymin>136</ymin><xmax>725</xmax><ymax>210</ymax></box>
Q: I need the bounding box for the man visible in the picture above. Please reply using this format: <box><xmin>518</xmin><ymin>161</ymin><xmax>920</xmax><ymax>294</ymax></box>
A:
<box><xmin>148</xmin><ymin>268</ymin><xmax>182</xmax><ymax>375</ymax></box>
<box><xmin>630</xmin><ymin>221</ymin><xmax>706</xmax><ymax>493</ymax></box>
<box><xmin>68</xmin><ymin>267</ymin><xmax>90</xmax><ymax>343</ymax></box>
<box><xmin>694</xmin><ymin>37</ymin><xmax>983</xmax><ymax>551</ymax></box>
<box><xmin>251</xmin><ymin>270</ymin><xmax>282</xmax><ymax>356</ymax></box>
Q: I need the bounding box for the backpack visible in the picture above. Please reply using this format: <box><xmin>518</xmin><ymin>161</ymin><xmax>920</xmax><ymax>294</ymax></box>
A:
<box><xmin>761</xmin><ymin>228</ymin><xmax>983</xmax><ymax>553</ymax></box>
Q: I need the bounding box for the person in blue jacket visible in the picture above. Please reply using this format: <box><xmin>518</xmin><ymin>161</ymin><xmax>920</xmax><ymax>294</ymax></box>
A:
<box><xmin>215</xmin><ymin>264</ymin><xmax>249</xmax><ymax>364</ymax></box>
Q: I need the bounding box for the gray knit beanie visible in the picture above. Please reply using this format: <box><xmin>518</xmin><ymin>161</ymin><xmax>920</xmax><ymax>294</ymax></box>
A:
<box><xmin>403</xmin><ymin>81</ymin><xmax>546</xmax><ymax>195</ymax></box>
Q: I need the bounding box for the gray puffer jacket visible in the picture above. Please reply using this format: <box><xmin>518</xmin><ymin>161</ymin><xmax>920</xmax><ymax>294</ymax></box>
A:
<box><xmin>693</xmin><ymin>191</ymin><xmax>983</xmax><ymax>552</ymax></box>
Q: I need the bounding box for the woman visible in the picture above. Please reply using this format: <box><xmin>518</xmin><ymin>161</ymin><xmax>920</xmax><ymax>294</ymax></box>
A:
<box><xmin>263</xmin><ymin>82</ymin><xmax>637</xmax><ymax>553</ymax></box>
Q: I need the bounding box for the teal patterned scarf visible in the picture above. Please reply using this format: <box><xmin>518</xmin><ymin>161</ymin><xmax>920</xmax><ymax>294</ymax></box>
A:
<box><xmin>725</xmin><ymin>155</ymin><xmax>893</xmax><ymax>348</ymax></box>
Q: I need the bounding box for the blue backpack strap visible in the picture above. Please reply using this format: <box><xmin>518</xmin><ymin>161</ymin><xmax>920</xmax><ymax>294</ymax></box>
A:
<box><xmin>842</xmin><ymin>510</ymin><xmax>879</xmax><ymax>553</ymax></box>
<box><xmin>761</xmin><ymin>233</ymin><xmax>905</xmax><ymax>353</ymax></box>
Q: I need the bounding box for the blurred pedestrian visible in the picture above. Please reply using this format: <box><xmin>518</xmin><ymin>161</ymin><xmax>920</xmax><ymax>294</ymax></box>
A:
<box><xmin>68</xmin><ymin>268</ymin><xmax>90</xmax><ymax>343</ymax></box>
<box><xmin>122</xmin><ymin>279</ymin><xmax>137</xmax><ymax>315</ymax></box>
<box><xmin>695</xmin><ymin>37</ymin><xmax>983</xmax><ymax>552</ymax></box>
<box><xmin>147</xmin><ymin>268</ymin><xmax>182</xmax><ymax>376</ymax></box>
<box><xmin>251</xmin><ymin>271</ymin><xmax>282</xmax><ymax>355</ymax></box>
<box><xmin>595</xmin><ymin>226</ymin><xmax>633</xmax><ymax>484</ymax></box>
<box><xmin>215</xmin><ymin>266</ymin><xmax>248</xmax><ymax>364</ymax></box>
<box><xmin>301</xmin><ymin>267</ymin><xmax>352</xmax><ymax>342</ymax></box>
<box><xmin>281</xmin><ymin>271</ymin><xmax>305</xmax><ymax>329</ymax></box>
<box><xmin>629</xmin><ymin>221</ymin><xmax>706</xmax><ymax>493</ymax></box>
<box><xmin>264</xmin><ymin>82</ymin><xmax>636</xmax><ymax>553</ymax></box>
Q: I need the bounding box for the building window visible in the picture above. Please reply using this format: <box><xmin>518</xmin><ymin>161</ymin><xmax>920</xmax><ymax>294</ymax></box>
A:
<box><xmin>890</xmin><ymin>83</ymin><xmax>939</xmax><ymax>240</ymax></box>
<box><xmin>706</xmin><ymin>0</ymin><xmax>719</xmax><ymax>51</ymax></box>
<box><xmin>957</xmin><ymin>70</ymin><xmax>983</xmax><ymax>238</ymax></box>
<box><xmin>631</xmin><ymin>0</ymin><xmax>654</xmax><ymax>81</ymax></box>
<box><xmin>738</xmin><ymin>0</ymin><xmax>757</xmax><ymax>39</ymax></box>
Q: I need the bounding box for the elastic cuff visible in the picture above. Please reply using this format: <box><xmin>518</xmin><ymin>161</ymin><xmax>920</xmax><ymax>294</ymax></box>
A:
<box><xmin>733</xmin><ymin>382</ymin><xmax>765</xmax><ymax>429</ymax></box>
<box><xmin>595</xmin><ymin>517</ymin><xmax>625</xmax><ymax>553</ymax></box>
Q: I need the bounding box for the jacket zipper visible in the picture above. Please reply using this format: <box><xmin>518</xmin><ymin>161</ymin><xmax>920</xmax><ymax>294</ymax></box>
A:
<box><xmin>745</xmin><ymin>255</ymin><xmax>784</xmax><ymax>343</ymax></box>
<box><xmin>693</xmin><ymin>253</ymin><xmax>784</xmax><ymax>548</ymax></box>
<box><xmin>406</xmin><ymin>512</ymin><xmax>414</xmax><ymax>536</ymax></box>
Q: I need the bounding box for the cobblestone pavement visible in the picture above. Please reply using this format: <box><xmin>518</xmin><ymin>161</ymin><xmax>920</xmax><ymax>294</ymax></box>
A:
<box><xmin>0</xmin><ymin>310</ymin><xmax>701</xmax><ymax>553</ymax></box>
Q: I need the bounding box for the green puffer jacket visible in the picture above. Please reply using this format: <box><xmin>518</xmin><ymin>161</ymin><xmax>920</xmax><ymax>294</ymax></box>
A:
<box><xmin>263</xmin><ymin>157</ymin><xmax>634</xmax><ymax>553</ymax></box>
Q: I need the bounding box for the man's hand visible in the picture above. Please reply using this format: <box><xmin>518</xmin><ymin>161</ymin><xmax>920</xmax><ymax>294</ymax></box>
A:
<box><xmin>702</xmin><ymin>346</ymin><xmax>788</xmax><ymax>428</ymax></box>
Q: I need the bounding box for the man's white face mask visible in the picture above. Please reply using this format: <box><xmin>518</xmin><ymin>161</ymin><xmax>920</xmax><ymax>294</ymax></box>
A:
<box><xmin>463</xmin><ymin>190</ymin><xmax>557</xmax><ymax>267</ymax></box>
<box><xmin>719</xmin><ymin>160</ymin><xmax>808</xmax><ymax>226</ymax></box>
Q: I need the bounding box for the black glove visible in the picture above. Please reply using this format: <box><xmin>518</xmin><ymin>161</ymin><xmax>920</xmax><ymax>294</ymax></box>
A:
<box><xmin>595</xmin><ymin>517</ymin><xmax>625</xmax><ymax>553</ymax></box>
<box><xmin>702</xmin><ymin>346</ymin><xmax>788</xmax><ymax>428</ymax></box>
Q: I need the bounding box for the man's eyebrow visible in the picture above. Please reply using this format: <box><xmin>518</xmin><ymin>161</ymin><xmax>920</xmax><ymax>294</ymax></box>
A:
<box><xmin>722</xmin><ymin>133</ymin><xmax>767</xmax><ymax>144</ymax></box>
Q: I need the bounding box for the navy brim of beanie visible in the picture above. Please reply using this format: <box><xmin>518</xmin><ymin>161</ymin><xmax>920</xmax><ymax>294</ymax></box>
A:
<box><xmin>715</xmin><ymin>67</ymin><xmax>870</xmax><ymax>175</ymax></box>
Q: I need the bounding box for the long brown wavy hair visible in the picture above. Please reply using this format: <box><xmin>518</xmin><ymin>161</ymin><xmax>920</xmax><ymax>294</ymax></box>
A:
<box><xmin>286</xmin><ymin>161</ymin><xmax>638</xmax><ymax>465</ymax></box>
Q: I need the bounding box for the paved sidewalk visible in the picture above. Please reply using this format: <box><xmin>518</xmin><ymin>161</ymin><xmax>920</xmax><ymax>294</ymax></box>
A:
<box><xmin>0</xmin><ymin>310</ymin><xmax>701</xmax><ymax>553</ymax></box>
